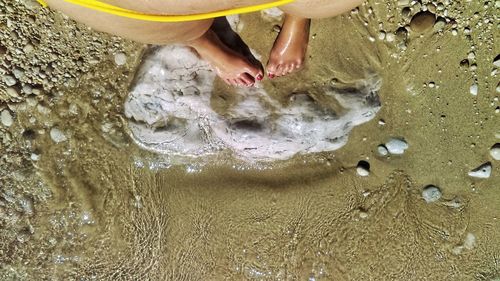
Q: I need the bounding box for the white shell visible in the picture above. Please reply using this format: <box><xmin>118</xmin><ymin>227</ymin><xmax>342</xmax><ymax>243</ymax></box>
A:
<box><xmin>50</xmin><ymin>128</ymin><xmax>68</xmax><ymax>143</ymax></box>
<box><xmin>468</xmin><ymin>162</ymin><xmax>492</xmax><ymax>179</ymax></box>
<box><xmin>377</xmin><ymin>145</ymin><xmax>389</xmax><ymax>156</ymax></box>
<box><xmin>422</xmin><ymin>185</ymin><xmax>441</xmax><ymax>203</ymax></box>
<box><xmin>469</xmin><ymin>84</ymin><xmax>478</xmax><ymax>96</ymax></box>
<box><xmin>385</xmin><ymin>138</ymin><xmax>409</xmax><ymax>155</ymax></box>
<box><xmin>1</xmin><ymin>110</ymin><xmax>13</xmax><ymax>127</ymax></box>
<box><xmin>357</xmin><ymin>166</ymin><xmax>370</xmax><ymax>177</ymax></box>
<box><xmin>114</xmin><ymin>52</ymin><xmax>127</xmax><ymax>66</ymax></box>
<box><xmin>490</xmin><ymin>144</ymin><xmax>500</xmax><ymax>160</ymax></box>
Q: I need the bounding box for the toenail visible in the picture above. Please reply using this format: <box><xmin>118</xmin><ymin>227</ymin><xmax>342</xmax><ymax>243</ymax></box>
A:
<box><xmin>268</xmin><ymin>73</ymin><xmax>275</xmax><ymax>79</ymax></box>
<box><xmin>256</xmin><ymin>74</ymin><xmax>263</xmax><ymax>81</ymax></box>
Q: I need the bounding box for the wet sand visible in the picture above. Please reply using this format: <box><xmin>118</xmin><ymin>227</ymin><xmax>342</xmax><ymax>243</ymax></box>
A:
<box><xmin>0</xmin><ymin>0</ymin><xmax>499</xmax><ymax>280</ymax></box>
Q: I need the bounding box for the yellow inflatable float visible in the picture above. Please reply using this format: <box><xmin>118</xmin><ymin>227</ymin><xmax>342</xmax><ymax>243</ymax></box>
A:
<box><xmin>36</xmin><ymin>0</ymin><xmax>295</xmax><ymax>22</ymax></box>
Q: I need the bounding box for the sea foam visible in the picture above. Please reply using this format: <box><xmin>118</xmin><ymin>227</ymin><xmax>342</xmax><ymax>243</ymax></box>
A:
<box><xmin>124</xmin><ymin>45</ymin><xmax>381</xmax><ymax>162</ymax></box>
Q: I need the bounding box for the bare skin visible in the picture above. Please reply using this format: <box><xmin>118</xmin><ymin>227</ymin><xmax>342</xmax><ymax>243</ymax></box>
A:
<box><xmin>267</xmin><ymin>14</ymin><xmax>311</xmax><ymax>78</ymax></box>
<box><xmin>189</xmin><ymin>29</ymin><xmax>264</xmax><ymax>87</ymax></box>
<box><xmin>44</xmin><ymin>0</ymin><xmax>263</xmax><ymax>87</ymax></box>
<box><xmin>44</xmin><ymin>0</ymin><xmax>363</xmax><ymax>86</ymax></box>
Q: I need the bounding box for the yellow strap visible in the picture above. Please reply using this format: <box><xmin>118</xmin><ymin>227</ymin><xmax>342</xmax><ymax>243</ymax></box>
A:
<box><xmin>36</xmin><ymin>0</ymin><xmax>294</xmax><ymax>22</ymax></box>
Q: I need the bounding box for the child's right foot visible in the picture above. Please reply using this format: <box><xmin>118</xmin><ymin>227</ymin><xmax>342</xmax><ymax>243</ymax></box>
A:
<box><xmin>189</xmin><ymin>29</ymin><xmax>264</xmax><ymax>87</ymax></box>
<box><xmin>267</xmin><ymin>14</ymin><xmax>311</xmax><ymax>78</ymax></box>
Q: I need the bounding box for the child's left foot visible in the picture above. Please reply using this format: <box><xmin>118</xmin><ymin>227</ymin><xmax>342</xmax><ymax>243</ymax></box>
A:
<box><xmin>267</xmin><ymin>14</ymin><xmax>311</xmax><ymax>78</ymax></box>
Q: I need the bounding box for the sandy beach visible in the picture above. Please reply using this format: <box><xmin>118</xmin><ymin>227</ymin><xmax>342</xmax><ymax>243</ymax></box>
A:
<box><xmin>0</xmin><ymin>0</ymin><xmax>499</xmax><ymax>279</ymax></box>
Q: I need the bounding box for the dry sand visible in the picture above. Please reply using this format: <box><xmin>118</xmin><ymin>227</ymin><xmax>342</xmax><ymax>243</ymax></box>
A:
<box><xmin>0</xmin><ymin>0</ymin><xmax>499</xmax><ymax>280</ymax></box>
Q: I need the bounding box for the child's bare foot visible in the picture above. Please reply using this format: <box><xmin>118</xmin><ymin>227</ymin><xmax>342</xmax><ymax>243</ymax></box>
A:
<box><xmin>267</xmin><ymin>14</ymin><xmax>311</xmax><ymax>78</ymax></box>
<box><xmin>189</xmin><ymin>29</ymin><xmax>263</xmax><ymax>87</ymax></box>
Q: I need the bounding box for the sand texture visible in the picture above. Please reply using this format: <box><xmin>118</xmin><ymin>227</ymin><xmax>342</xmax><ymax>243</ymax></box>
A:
<box><xmin>0</xmin><ymin>0</ymin><xmax>499</xmax><ymax>280</ymax></box>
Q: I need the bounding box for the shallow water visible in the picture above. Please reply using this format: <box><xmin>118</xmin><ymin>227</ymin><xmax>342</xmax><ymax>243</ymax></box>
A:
<box><xmin>0</xmin><ymin>0</ymin><xmax>499</xmax><ymax>280</ymax></box>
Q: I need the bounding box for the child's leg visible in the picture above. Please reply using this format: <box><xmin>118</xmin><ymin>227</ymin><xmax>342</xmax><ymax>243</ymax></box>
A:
<box><xmin>267</xmin><ymin>0</ymin><xmax>362</xmax><ymax>77</ymax></box>
<box><xmin>266</xmin><ymin>14</ymin><xmax>311</xmax><ymax>78</ymax></box>
<box><xmin>44</xmin><ymin>0</ymin><xmax>212</xmax><ymax>44</ymax></box>
<box><xmin>44</xmin><ymin>0</ymin><xmax>263</xmax><ymax>86</ymax></box>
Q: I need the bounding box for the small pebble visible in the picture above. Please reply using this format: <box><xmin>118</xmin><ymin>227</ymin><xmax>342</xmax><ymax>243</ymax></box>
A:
<box><xmin>401</xmin><ymin>7</ymin><xmax>411</xmax><ymax>18</ymax></box>
<box><xmin>13</xmin><ymin>68</ymin><xmax>25</xmax><ymax>80</ymax></box>
<box><xmin>433</xmin><ymin>17</ymin><xmax>446</xmax><ymax>31</ymax></box>
<box><xmin>32</xmin><ymin>88</ymin><xmax>42</xmax><ymax>96</ymax></box>
<box><xmin>412</xmin><ymin>1</ymin><xmax>422</xmax><ymax>11</ymax></box>
<box><xmin>6</xmin><ymin>87</ymin><xmax>19</xmax><ymax>98</ymax></box>
<box><xmin>378</xmin><ymin>31</ymin><xmax>386</xmax><ymax>40</ymax></box>
<box><xmin>385</xmin><ymin>138</ymin><xmax>409</xmax><ymax>155</ymax></box>
<box><xmin>397</xmin><ymin>0</ymin><xmax>410</xmax><ymax>6</ymax></box>
<box><xmin>19</xmin><ymin>196</ymin><xmax>34</xmax><ymax>216</ymax></box>
<box><xmin>468</xmin><ymin>162</ymin><xmax>492</xmax><ymax>179</ymax></box>
<box><xmin>30</xmin><ymin>153</ymin><xmax>40</xmax><ymax>161</ymax></box>
<box><xmin>422</xmin><ymin>185</ymin><xmax>441</xmax><ymax>203</ymax></box>
<box><xmin>410</xmin><ymin>11</ymin><xmax>436</xmax><ymax>33</ymax></box>
<box><xmin>395</xmin><ymin>27</ymin><xmax>408</xmax><ymax>41</ymax></box>
<box><xmin>470</xmin><ymin>84</ymin><xmax>478</xmax><ymax>96</ymax></box>
<box><xmin>50</xmin><ymin>127</ymin><xmax>67</xmax><ymax>143</ymax></box>
<box><xmin>3</xmin><ymin>75</ymin><xmax>17</xmax><ymax>86</ymax></box>
<box><xmin>22</xmin><ymin>85</ymin><xmax>33</xmax><ymax>95</ymax></box>
<box><xmin>23</xmin><ymin>0</ymin><xmax>40</xmax><ymax>9</ymax></box>
<box><xmin>1</xmin><ymin>110</ymin><xmax>13</xmax><ymax>127</ymax></box>
<box><xmin>386</xmin><ymin>33</ymin><xmax>395</xmax><ymax>42</ymax></box>
<box><xmin>490</xmin><ymin>144</ymin><xmax>500</xmax><ymax>160</ymax></box>
<box><xmin>493</xmin><ymin>55</ymin><xmax>500</xmax><ymax>68</ymax></box>
<box><xmin>377</xmin><ymin>145</ymin><xmax>389</xmax><ymax>156</ymax></box>
<box><xmin>356</xmin><ymin>161</ymin><xmax>370</xmax><ymax>177</ymax></box>
<box><xmin>426</xmin><ymin>3</ymin><xmax>436</xmax><ymax>13</ymax></box>
<box><xmin>23</xmin><ymin>44</ymin><xmax>34</xmax><ymax>54</ymax></box>
<box><xmin>114</xmin><ymin>52</ymin><xmax>127</xmax><ymax>66</ymax></box>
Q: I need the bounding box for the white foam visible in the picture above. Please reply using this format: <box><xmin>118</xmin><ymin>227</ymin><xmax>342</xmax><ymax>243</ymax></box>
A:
<box><xmin>124</xmin><ymin>45</ymin><xmax>382</xmax><ymax>163</ymax></box>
